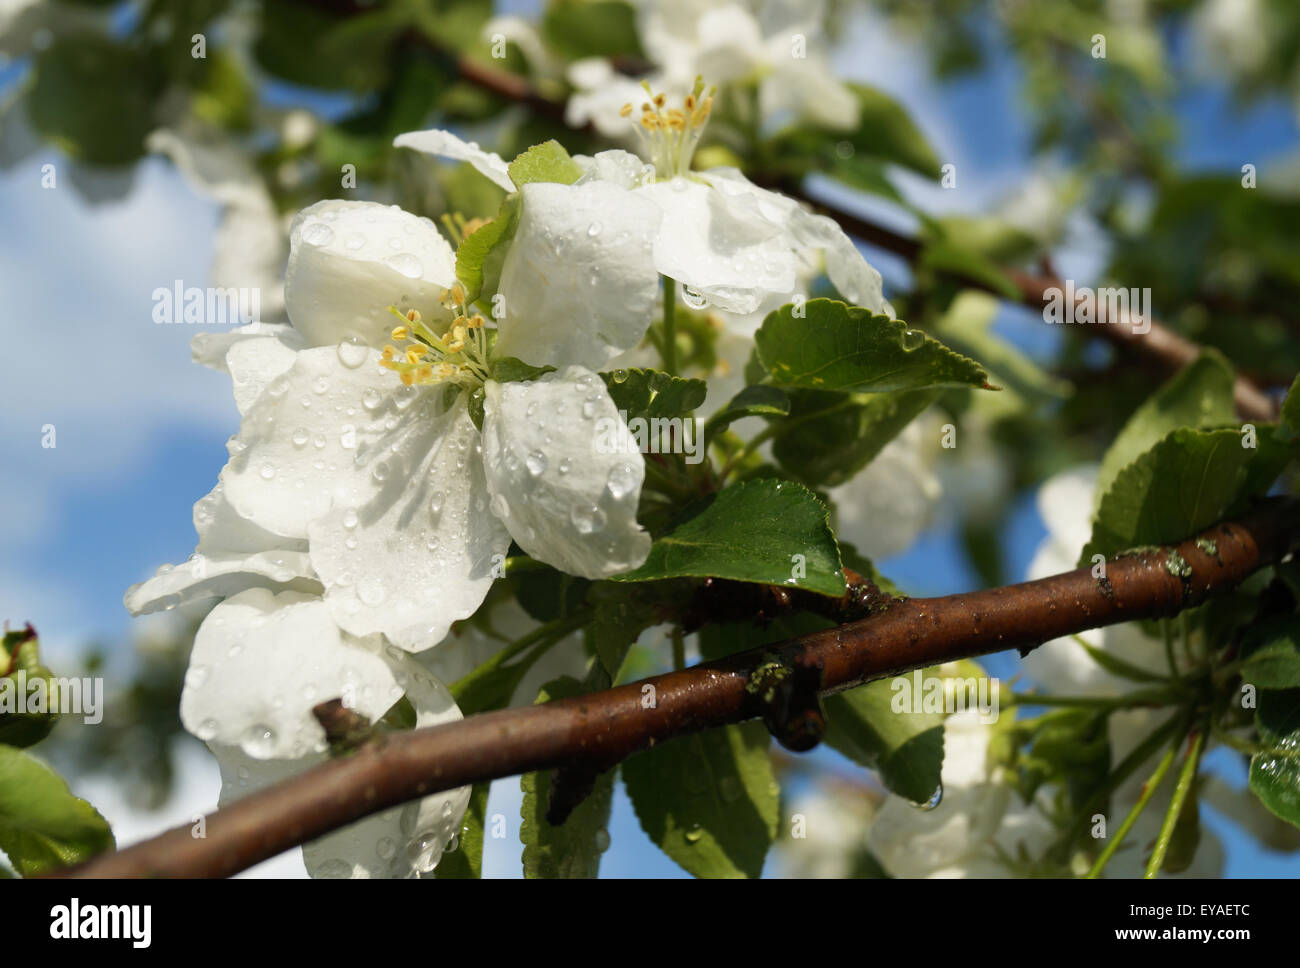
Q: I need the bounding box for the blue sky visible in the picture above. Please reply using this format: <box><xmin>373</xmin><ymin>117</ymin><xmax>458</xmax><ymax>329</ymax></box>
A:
<box><xmin>2</xmin><ymin>4</ymin><xmax>1298</xmax><ymax>877</ymax></box>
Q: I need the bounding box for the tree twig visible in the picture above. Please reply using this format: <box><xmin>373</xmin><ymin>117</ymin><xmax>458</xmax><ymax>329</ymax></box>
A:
<box><xmin>57</xmin><ymin>497</ymin><xmax>1300</xmax><ymax>878</ymax></box>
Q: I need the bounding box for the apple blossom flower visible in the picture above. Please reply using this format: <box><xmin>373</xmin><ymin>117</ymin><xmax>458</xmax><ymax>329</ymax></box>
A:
<box><xmin>130</xmin><ymin>187</ymin><xmax>659</xmax><ymax>651</ymax></box>
<box><xmin>186</xmin><ymin>587</ymin><xmax>469</xmax><ymax>878</ymax></box>
<box><xmin>398</xmin><ymin>106</ymin><xmax>890</xmax><ymax>318</ymax></box>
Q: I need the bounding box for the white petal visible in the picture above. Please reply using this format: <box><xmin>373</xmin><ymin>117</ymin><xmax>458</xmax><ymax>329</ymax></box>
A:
<box><xmin>637</xmin><ymin>176</ymin><xmax>795</xmax><ymax>315</ymax></box>
<box><xmin>209</xmin><ymin>654</ymin><xmax>469</xmax><ymax>878</ymax></box>
<box><xmin>124</xmin><ymin>482</ymin><xmax>315</xmax><ymax>616</ymax></box>
<box><xmin>308</xmin><ymin>395</ymin><xmax>510</xmax><ymax>651</ymax></box>
<box><xmin>481</xmin><ymin>368</ymin><xmax>651</xmax><ymax>579</ymax></box>
<box><xmin>226</xmin><ymin>333</ymin><xmax>302</xmax><ymax>415</ymax></box>
<box><xmin>222</xmin><ymin>346</ymin><xmax>428</xmax><ymax>539</ymax></box>
<box><xmin>181</xmin><ymin>589</ymin><xmax>404</xmax><ymax>759</ymax></box>
<box><xmin>702</xmin><ymin>169</ymin><xmax>892</xmax><ymax>315</ymax></box>
<box><xmin>392</xmin><ymin>128</ymin><xmax>515</xmax><ymax>192</ymax></box>
<box><xmin>124</xmin><ymin>550</ymin><xmax>318</xmax><ymax>615</ymax></box>
<box><xmin>575</xmin><ymin>148</ymin><xmax>653</xmax><ymax>190</ymax></box>
<box><xmin>191</xmin><ymin>321</ymin><xmax>303</xmax><ymax>373</ymax></box>
<box><xmin>284</xmin><ymin>199</ymin><xmax>455</xmax><ymax>348</ymax></box>
<box><xmin>496</xmin><ymin>181</ymin><xmax>661</xmax><ymax>368</ymax></box>
<box><xmin>759</xmin><ymin>63</ymin><xmax>859</xmax><ymax>131</ymax></box>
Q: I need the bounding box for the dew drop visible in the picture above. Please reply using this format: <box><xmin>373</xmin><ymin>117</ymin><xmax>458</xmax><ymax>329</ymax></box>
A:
<box><xmin>259</xmin><ymin>463</ymin><xmax>276</xmax><ymax>480</ymax></box>
<box><xmin>301</xmin><ymin>221</ymin><xmax>334</xmax><ymax>246</ymax></box>
<box><xmin>362</xmin><ymin>388</ymin><xmax>382</xmax><ymax>410</ymax></box>
<box><xmin>910</xmin><ymin>784</ymin><xmax>943</xmax><ymax>811</ymax></box>
<box><xmin>342</xmin><ymin>508</ymin><xmax>359</xmax><ymax>529</ymax></box>
<box><xmin>570</xmin><ymin>503</ymin><xmax>606</xmax><ymax>534</ymax></box>
<box><xmin>336</xmin><ymin>337</ymin><xmax>368</xmax><ymax>369</ymax></box>
<box><xmin>244</xmin><ymin>723</ymin><xmax>277</xmax><ymax>758</ymax></box>
<box><xmin>681</xmin><ymin>285</ymin><xmax>708</xmax><ymax>310</ymax></box>
<box><xmin>525</xmin><ymin>451</ymin><xmax>547</xmax><ymax>476</ymax></box>
<box><xmin>901</xmin><ymin>329</ymin><xmax>927</xmax><ymax>350</ymax></box>
<box><xmin>358</xmin><ymin>578</ymin><xmax>386</xmax><ymax>607</ymax></box>
<box><xmin>587</xmin><ymin>221</ymin><xmax>602</xmax><ymax>237</ymax></box>
<box><xmin>606</xmin><ymin>462</ymin><xmax>638</xmax><ymax>500</ymax></box>
<box><xmin>384</xmin><ymin>252</ymin><xmax>423</xmax><ymax>279</ymax></box>
<box><xmin>291</xmin><ymin>428</ymin><xmax>310</xmax><ymax>448</ymax></box>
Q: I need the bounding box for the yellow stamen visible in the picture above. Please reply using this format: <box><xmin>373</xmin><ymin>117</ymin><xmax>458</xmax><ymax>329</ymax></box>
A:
<box><xmin>391</xmin><ymin>325</ymin><xmax>408</xmax><ymax>341</ymax></box>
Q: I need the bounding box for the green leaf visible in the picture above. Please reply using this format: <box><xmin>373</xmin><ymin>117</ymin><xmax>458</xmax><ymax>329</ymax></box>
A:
<box><xmin>507</xmin><ymin>139</ymin><xmax>583</xmax><ymax>187</ymax></box>
<box><xmin>520</xmin><ymin>677</ymin><xmax>615</xmax><ymax>878</ymax></box>
<box><xmin>754</xmin><ymin>299</ymin><xmax>992</xmax><ymax>394</ymax></box>
<box><xmin>1241</xmin><ymin>618</ymin><xmax>1300</xmax><ymax>691</ymax></box>
<box><xmin>540</xmin><ymin>0</ymin><xmax>643</xmax><ymax>60</ymax></box>
<box><xmin>450</xmin><ymin>637</ymin><xmax>550</xmax><ymax>715</ymax></box>
<box><xmin>490</xmin><ymin>357</ymin><xmax>557</xmax><ymax>383</ymax></box>
<box><xmin>599</xmin><ymin>368</ymin><xmax>708</xmax><ymax>420</ymax></box>
<box><xmin>623</xmin><ymin>722</ymin><xmax>778</xmax><ymax>878</ymax></box>
<box><xmin>1094</xmin><ymin>350</ymin><xmax>1236</xmax><ymax>509</ymax></box>
<box><xmin>1249</xmin><ymin>688</ymin><xmax>1300</xmax><ymax>829</ymax></box>
<box><xmin>823</xmin><ymin>678</ymin><xmax>946</xmax><ymax>804</ymax></box>
<box><xmin>613</xmin><ymin>479</ymin><xmax>846</xmax><ymax>596</ymax></box>
<box><xmin>455</xmin><ymin>193</ymin><xmax>521</xmax><ymax>302</ymax></box>
<box><xmin>1081</xmin><ymin>428</ymin><xmax>1253</xmax><ymax>565</ymax></box>
<box><xmin>771</xmin><ymin>388</ymin><xmax>938</xmax><ymax>488</ymax></box>
<box><xmin>585</xmin><ymin>583</ymin><xmax>670</xmax><ymax>679</ymax></box>
<box><xmin>0</xmin><ymin>745</ymin><xmax>114</xmax><ymax>875</ymax></box>
<box><xmin>433</xmin><ymin>782</ymin><xmax>489</xmax><ymax>879</ymax></box>
<box><xmin>27</xmin><ymin>37</ymin><xmax>159</xmax><ymax>165</ymax></box>
<box><xmin>703</xmin><ymin>385</ymin><xmax>790</xmax><ymax>447</ymax></box>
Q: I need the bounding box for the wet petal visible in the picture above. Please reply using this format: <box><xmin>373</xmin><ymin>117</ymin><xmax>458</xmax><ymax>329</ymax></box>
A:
<box><xmin>637</xmin><ymin>176</ymin><xmax>795</xmax><ymax>315</ymax></box>
<box><xmin>284</xmin><ymin>199</ymin><xmax>455</xmax><ymax>348</ymax></box>
<box><xmin>481</xmin><ymin>368</ymin><xmax>650</xmax><ymax>579</ymax></box>
<box><xmin>392</xmin><ymin>128</ymin><xmax>515</xmax><ymax>192</ymax></box>
<box><xmin>495</xmin><ymin>181</ymin><xmax>661</xmax><ymax>369</ymax></box>
<box><xmin>180</xmin><ymin>589</ymin><xmax>404</xmax><ymax>760</ymax></box>
<box><xmin>308</xmin><ymin>395</ymin><xmax>510</xmax><ymax>651</ymax></box>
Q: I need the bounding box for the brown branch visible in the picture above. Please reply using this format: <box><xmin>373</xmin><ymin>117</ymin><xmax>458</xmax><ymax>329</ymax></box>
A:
<box><xmin>59</xmin><ymin>498</ymin><xmax>1300</xmax><ymax>878</ymax></box>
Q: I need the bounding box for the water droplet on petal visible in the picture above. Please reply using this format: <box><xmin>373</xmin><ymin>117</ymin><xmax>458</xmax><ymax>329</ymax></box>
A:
<box><xmin>244</xmin><ymin>723</ymin><xmax>277</xmax><ymax>757</ymax></box>
<box><xmin>336</xmin><ymin>337</ymin><xmax>368</xmax><ymax>369</ymax></box>
<box><xmin>301</xmin><ymin>221</ymin><xmax>334</xmax><ymax>246</ymax></box>
<box><xmin>606</xmin><ymin>462</ymin><xmax>638</xmax><ymax>500</ymax></box>
<box><xmin>571</xmin><ymin>503</ymin><xmax>606</xmax><ymax>534</ymax></box>
<box><xmin>681</xmin><ymin>285</ymin><xmax>708</xmax><ymax>310</ymax></box>
<box><xmin>525</xmin><ymin>451</ymin><xmax>547</xmax><ymax>476</ymax></box>
<box><xmin>292</xmin><ymin>428</ymin><xmax>310</xmax><ymax>448</ymax></box>
<box><xmin>342</xmin><ymin>508</ymin><xmax>359</xmax><ymax>529</ymax></box>
<box><xmin>384</xmin><ymin>252</ymin><xmax>423</xmax><ymax>279</ymax></box>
